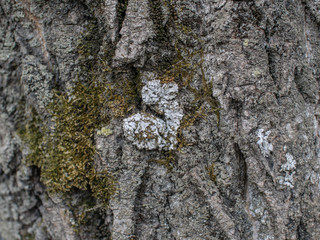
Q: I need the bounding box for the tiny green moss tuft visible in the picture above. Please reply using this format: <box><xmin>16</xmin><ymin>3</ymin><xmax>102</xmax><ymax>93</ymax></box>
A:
<box><xmin>206</xmin><ymin>163</ymin><xmax>216</xmax><ymax>182</ymax></box>
<box><xmin>97</xmin><ymin>127</ymin><xmax>113</xmax><ymax>137</ymax></box>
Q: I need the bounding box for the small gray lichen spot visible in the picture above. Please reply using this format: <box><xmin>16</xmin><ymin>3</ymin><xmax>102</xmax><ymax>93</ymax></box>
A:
<box><xmin>257</xmin><ymin>129</ymin><xmax>273</xmax><ymax>157</ymax></box>
<box><xmin>123</xmin><ymin>79</ymin><xmax>183</xmax><ymax>150</ymax></box>
<box><xmin>278</xmin><ymin>152</ymin><xmax>296</xmax><ymax>188</ymax></box>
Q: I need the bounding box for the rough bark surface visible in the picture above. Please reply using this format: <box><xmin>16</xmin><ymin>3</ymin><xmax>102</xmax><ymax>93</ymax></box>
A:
<box><xmin>1</xmin><ymin>0</ymin><xmax>320</xmax><ymax>239</ymax></box>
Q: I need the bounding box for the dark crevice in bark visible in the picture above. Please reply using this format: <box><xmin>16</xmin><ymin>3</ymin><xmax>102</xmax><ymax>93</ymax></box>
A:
<box><xmin>116</xmin><ymin>0</ymin><xmax>128</xmax><ymax>38</ymax></box>
<box><xmin>148</xmin><ymin>0</ymin><xmax>169</xmax><ymax>43</ymax></box>
<box><xmin>0</xmin><ymin>3</ymin><xmax>6</xmax><ymax>18</ymax></box>
<box><xmin>264</xmin><ymin>19</ymin><xmax>282</xmax><ymax>103</ymax></box>
<box><xmin>30</xmin><ymin>166</ymin><xmax>44</xmax><ymax>196</ymax></box>
<box><xmin>230</xmin><ymin>98</ymin><xmax>243</xmax><ymax>132</ymax></box>
<box><xmin>233</xmin><ymin>143</ymin><xmax>248</xmax><ymax>199</ymax></box>
<box><xmin>49</xmin><ymin>53</ymin><xmax>62</xmax><ymax>92</ymax></box>
<box><xmin>129</xmin><ymin>65</ymin><xmax>143</xmax><ymax>111</ymax></box>
<box><xmin>294</xmin><ymin>66</ymin><xmax>318</xmax><ymax>104</ymax></box>
<box><xmin>0</xmin><ymin>144</ymin><xmax>22</xmax><ymax>184</ymax></box>
<box><xmin>10</xmin><ymin>164</ymin><xmax>43</xmax><ymax>239</ymax></box>
<box><xmin>19</xmin><ymin>205</ymin><xmax>42</xmax><ymax>238</ymax></box>
<box><xmin>115</xmin><ymin>135</ymin><xmax>124</xmax><ymax>162</ymax></box>
<box><xmin>293</xmin><ymin>67</ymin><xmax>307</xmax><ymax>103</ymax></box>
<box><xmin>301</xmin><ymin>2</ymin><xmax>320</xmax><ymax>95</ymax></box>
<box><xmin>75</xmin><ymin>0</ymin><xmax>97</xmax><ymax>19</ymax></box>
<box><xmin>204</xmin><ymin>203</ymin><xmax>231</xmax><ymax>240</ymax></box>
<box><xmin>188</xmin><ymin>180</ymin><xmax>230</xmax><ymax>240</ymax></box>
<box><xmin>163</xmin><ymin>193</ymin><xmax>176</xmax><ymax>240</ymax></box>
<box><xmin>297</xmin><ymin>218</ymin><xmax>310</xmax><ymax>240</ymax></box>
<box><xmin>145</xmin><ymin>105</ymin><xmax>166</xmax><ymax>121</ymax></box>
<box><xmin>145</xmin><ymin>0</ymin><xmax>175</xmax><ymax>70</ymax></box>
<box><xmin>215</xmin><ymin>152</ymin><xmax>237</xmax><ymax>209</ymax></box>
<box><xmin>302</xmin><ymin>0</ymin><xmax>320</xmax><ymax>27</ymax></box>
<box><xmin>106</xmin><ymin>208</ymin><xmax>114</xmax><ymax>238</ymax></box>
<box><xmin>21</xmin><ymin>166</ymin><xmax>44</xmax><ymax>238</ymax></box>
<box><xmin>264</xmin><ymin>22</ymin><xmax>277</xmax><ymax>85</ymax></box>
<box><xmin>132</xmin><ymin>167</ymin><xmax>150</xmax><ymax>238</ymax></box>
<box><xmin>233</xmin><ymin>1</ymin><xmax>262</xmax><ymax>39</ymax></box>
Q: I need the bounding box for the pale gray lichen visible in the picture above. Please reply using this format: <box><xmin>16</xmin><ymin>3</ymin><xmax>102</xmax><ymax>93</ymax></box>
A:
<box><xmin>257</xmin><ymin>129</ymin><xmax>273</xmax><ymax>157</ymax></box>
<box><xmin>21</xmin><ymin>55</ymin><xmax>53</xmax><ymax>109</ymax></box>
<box><xmin>141</xmin><ymin>80</ymin><xmax>179</xmax><ymax>112</ymax></box>
<box><xmin>123</xmin><ymin>113</ymin><xmax>167</xmax><ymax>150</ymax></box>
<box><xmin>123</xmin><ymin>79</ymin><xmax>183</xmax><ymax>150</ymax></box>
<box><xmin>278</xmin><ymin>152</ymin><xmax>296</xmax><ymax>188</ymax></box>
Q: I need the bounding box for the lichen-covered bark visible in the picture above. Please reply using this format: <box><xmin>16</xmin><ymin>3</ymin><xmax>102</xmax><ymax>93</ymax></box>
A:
<box><xmin>1</xmin><ymin>0</ymin><xmax>320</xmax><ymax>239</ymax></box>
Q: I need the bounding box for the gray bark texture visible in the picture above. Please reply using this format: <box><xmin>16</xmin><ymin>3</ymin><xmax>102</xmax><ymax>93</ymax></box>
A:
<box><xmin>1</xmin><ymin>0</ymin><xmax>320</xmax><ymax>239</ymax></box>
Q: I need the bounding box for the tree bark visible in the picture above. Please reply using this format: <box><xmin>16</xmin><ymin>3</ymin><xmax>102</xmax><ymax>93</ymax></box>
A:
<box><xmin>1</xmin><ymin>0</ymin><xmax>320</xmax><ymax>239</ymax></box>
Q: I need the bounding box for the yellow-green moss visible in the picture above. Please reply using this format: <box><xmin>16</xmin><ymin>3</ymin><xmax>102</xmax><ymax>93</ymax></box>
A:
<box><xmin>18</xmin><ymin>79</ymin><xmax>116</xmax><ymax>209</ymax></box>
<box><xmin>18</xmin><ymin>7</ymin><xmax>220</xmax><ymax>214</ymax></box>
<box><xmin>43</xmin><ymin>78</ymin><xmax>115</xmax><ymax>199</ymax></box>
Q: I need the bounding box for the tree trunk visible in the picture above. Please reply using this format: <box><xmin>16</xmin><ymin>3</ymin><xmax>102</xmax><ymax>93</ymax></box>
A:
<box><xmin>1</xmin><ymin>0</ymin><xmax>320</xmax><ymax>239</ymax></box>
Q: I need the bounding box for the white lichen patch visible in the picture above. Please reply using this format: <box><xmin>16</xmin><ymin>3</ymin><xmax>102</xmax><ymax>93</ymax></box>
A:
<box><xmin>281</xmin><ymin>153</ymin><xmax>296</xmax><ymax>171</ymax></box>
<box><xmin>278</xmin><ymin>152</ymin><xmax>296</xmax><ymax>188</ymax></box>
<box><xmin>257</xmin><ymin>129</ymin><xmax>273</xmax><ymax>157</ymax></box>
<box><xmin>123</xmin><ymin>79</ymin><xmax>183</xmax><ymax>150</ymax></box>
<box><xmin>123</xmin><ymin>113</ymin><xmax>166</xmax><ymax>150</ymax></box>
<box><xmin>141</xmin><ymin>80</ymin><xmax>179</xmax><ymax>113</ymax></box>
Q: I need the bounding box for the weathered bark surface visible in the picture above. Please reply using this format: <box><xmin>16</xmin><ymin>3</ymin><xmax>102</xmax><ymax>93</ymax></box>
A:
<box><xmin>1</xmin><ymin>0</ymin><xmax>320</xmax><ymax>239</ymax></box>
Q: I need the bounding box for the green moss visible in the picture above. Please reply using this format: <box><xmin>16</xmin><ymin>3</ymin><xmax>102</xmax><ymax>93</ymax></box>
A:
<box><xmin>16</xmin><ymin>78</ymin><xmax>117</xmax><ymax>210</ymax></box>
<box><xmin>42</xmin><ymin>78</ymin><xmax>115</xmax><ymax>201</ymax></box>
<box><xmin>76</xmin><ymin>23</ymin><xmax>103</xmax><ymax>78</ymax></box>
<box><xmin>90</xmin><ymin>170</ymin><xmax>117</xmax><ymax>201</ymax></box>
<box><xmin>116</xmin><ymin>0</ymin><xmax>129</xmax><ymax>31</ymax></box>
<box><xmin>18</xmin><ymin>6</ymin><xmax>220</xmax><ymax>220</ymax></box>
